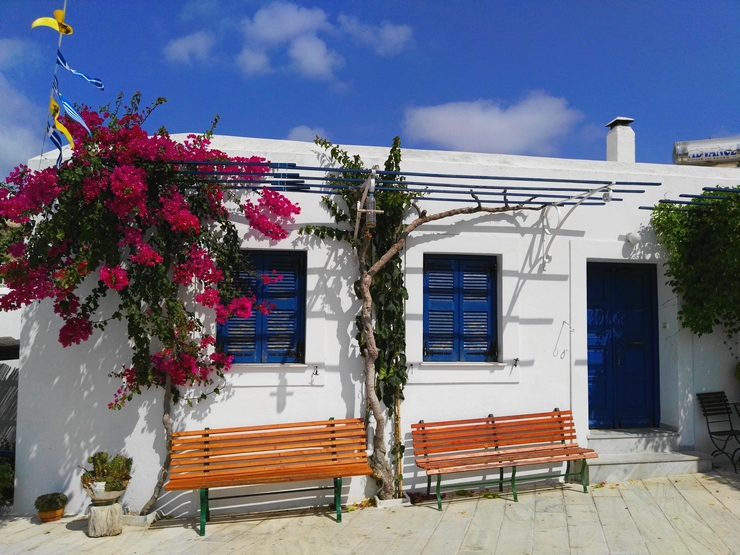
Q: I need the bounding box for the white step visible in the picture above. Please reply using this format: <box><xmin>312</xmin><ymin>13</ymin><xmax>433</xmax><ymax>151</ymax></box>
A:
<box><xmin>587</xmin><ymin>451</ymin><xmax>712</xmax><ymax>484</ymax></box>
<box><xmin>587</xmin><ymin>428</ymin><xmax>680</xmax><ymax>454</ymax></box>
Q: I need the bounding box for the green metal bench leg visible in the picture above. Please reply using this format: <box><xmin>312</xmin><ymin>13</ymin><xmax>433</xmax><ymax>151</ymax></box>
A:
<box><xmin>499</xmin><ymin>467</ymin><xmax>504</xmax><ymax>492</ymax></box>
<box><xmin>334</xmin><ymin>478</ymin><xmax>342</xmax><ymax>523</ymax></box>
<box><xmin>580</xmin><ymin>459</ymin><xmax>588</xmax><ymax>493</ymax></box>
<box><xmin>436</xmin><ymin>475</ymin><xmax>443</xmax><ymax>511</ymax></box>
<box><xmin>199</xmin><ymin>488</ymin><xmax>209</xmax><ymax>536</ymax></box>
<box><xmin>426</xmin><ymin>474</ymin><xmax>432</xmax><ymax>497</ymax></box>
<box><xmin>566</xmin><ymin>460</ymin><xmax>571</xmax><ymax>479</ymax></box>
<box><xmin>511</xmin><ymin>466</ymin><xmax>518</xmax><ymax>502</ymax></box>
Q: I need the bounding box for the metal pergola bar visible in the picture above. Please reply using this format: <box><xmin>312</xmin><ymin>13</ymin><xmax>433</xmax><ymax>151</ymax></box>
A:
<box><xmin>194</xmin><ymin>174</ymin><xmax>647</xmax><ymax>197</ymax></box>
<box><xmin>170</xmin><ymin>159</ymin><xmax>658</xmax><ymax>215</ymax></box>
<box><xmin>195</xmin><ymin>178</ymin><xmax>635</xmax><ymax>201</ymax></box>
<box><xmin>170</xmin><ymin>160</ymin><xmax>661</xmax><ymax>188</ymax></box>
<box><xmin>196</xmin><ymin>173</ymin><xmax>645</xmax><ymax>195</ymax></box>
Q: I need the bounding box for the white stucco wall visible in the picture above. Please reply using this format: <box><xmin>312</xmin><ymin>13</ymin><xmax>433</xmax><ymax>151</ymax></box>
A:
<box><xmin>14</xmin><ymin>135</ymin><xmax>740</xmax><ymax>516</ymax></box>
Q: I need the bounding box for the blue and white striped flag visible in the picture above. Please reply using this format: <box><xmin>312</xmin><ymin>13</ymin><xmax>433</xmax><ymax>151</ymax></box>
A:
<box><xmin>46</xmin><ymin>123</ymin><xmax>64</xmax><ymax>168</ymax></box>
<box><xmin>56</xmin><ymin>50</ymin><xmax>104</xmax><ymax>90</ymax></box>
<box><xmin>52</xmin><ymin>76</ymin><xmax>92</xmax><ymax>136</ymax></box>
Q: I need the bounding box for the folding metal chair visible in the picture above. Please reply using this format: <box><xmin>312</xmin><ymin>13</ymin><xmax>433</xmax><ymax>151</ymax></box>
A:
<box><xmin>696</xmin><ymin>391</ymin><xmax>740</xmax><ymax>472</ymax></box>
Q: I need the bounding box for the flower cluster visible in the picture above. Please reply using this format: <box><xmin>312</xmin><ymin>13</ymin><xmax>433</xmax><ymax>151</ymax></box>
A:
<box><xmin>0</xmin><ymin>95</ymin><xmax>300</xmax><ymax>409</ymax></box>
<box><xmin>242</xmin><ymin>187</ymin><xmax>301</xmax><ymax>240</ymax></box>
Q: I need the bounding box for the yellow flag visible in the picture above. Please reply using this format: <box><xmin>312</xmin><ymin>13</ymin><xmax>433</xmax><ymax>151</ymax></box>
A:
<box><xmin>49</xmin><ymin>97</ymin><xmax>74</xmax><ymax>149</ymax></box>
<box><xmin>31</xmin><ymin>9</ymin><xmax>73</xmax><ymax>35</ymax></box>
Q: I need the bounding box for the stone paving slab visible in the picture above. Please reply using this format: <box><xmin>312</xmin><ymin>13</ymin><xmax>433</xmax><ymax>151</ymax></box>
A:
<box><xmin>2</xmin><ymin>465</ymin><xmax>740</xmax><ymax>554</ymax></box>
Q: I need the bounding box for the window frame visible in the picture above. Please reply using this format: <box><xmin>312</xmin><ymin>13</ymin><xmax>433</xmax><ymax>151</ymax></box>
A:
<box><xmin>217</xmin><ymin>250</ymin><xmax>306</xmax><ymax>364</ymax></box>
<box><xmin>423</xmin><ymin>254</ymin><xmax>499</xmax><ymax>363</ymax></box>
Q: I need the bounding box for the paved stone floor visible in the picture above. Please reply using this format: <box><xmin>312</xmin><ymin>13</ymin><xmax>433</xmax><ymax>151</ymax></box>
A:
<box><xmin>3</xmin><ymin>465</ymin><xmax>740</xmax><ymax>554</ymax></box>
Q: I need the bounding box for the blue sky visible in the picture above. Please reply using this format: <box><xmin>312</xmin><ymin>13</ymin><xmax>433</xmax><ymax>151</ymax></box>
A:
<box><xmin>2</xmin><ymin>1</ymin><xmax>740</xmax><ymax>179</ymax></box>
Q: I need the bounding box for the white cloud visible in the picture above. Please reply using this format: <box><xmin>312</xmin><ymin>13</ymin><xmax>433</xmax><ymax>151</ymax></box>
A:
<box><xmin>180</xmin><ymin>0</ymin><xmax>223</xmax><ymax>21</ymax></box>
<box><xmin>163</xmin><ymin>31</ymin><xmax>215</xmax><ymax>63</ymax></box>
<box><xmin>238</xmin><ymin>2</ymin><xmax>340</xmax><ymax>80</ymax></box>
<box><xmin>287</xmin><ymin>125</ymin><xmax>327</xmax><ymax>142</ymax></box>
<box><xmin>236</xmin><ymin>47</ymin><xmax>272</xmax><ymax>75</ymax></box>
<box><xmin>244</xmin><ymin>2</ymin><xmax>330</xmax><ymax>45</ymax></box>
<box><xmin>338</xmin><ymin>15</ymin><xmax>412</xmax><ymax>56</ymax></box>
<box><xmin>0</xmin><ymin>73</ymin><xmax>43</xmax><ymax>180</ymax></box>
<box><xmin>288</xmin><ymin>34</ymin><xmax>343</xmax><ymax>79</ymax></box>
<box><xmin>171</xmin><ymin>2</ymin><xmax>412</xmax><ymax>81</ymax></box>
<box><xmin>403</xmin><ymin>92</ymin><xmax>584</xmax><ymax>156</ymax></box>
<box><xmin>0</xmin><ymin>39</ymin><xmax>29</xmax><ymax>69</ymax></box>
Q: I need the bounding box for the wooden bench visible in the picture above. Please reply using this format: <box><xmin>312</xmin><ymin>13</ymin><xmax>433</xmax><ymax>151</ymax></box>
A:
<box><xmin>165</xmin><ymin>417</ymin><xmax>373</xmax><ymax>536</ymax></box>
<box><xmin>411</xmin><ymin>409</ymin><xmax>598</xmax><ymax>509</ymax></box>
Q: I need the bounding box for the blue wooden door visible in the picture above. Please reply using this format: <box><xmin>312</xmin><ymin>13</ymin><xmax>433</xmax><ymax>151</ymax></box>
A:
<box><xmin>587</xmin><ymin>263</ymin><xmax>658</xmax><ymax>428</ymax></box>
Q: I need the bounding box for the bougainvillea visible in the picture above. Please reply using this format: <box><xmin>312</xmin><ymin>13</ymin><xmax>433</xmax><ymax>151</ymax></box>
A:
<box><xmin>0</xmin><ymin>93</ymin><xmax>300</xmax><ymax>409</ymax></box>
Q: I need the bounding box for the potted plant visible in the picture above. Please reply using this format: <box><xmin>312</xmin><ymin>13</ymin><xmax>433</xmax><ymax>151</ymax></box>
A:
<box><xmin>34</xmin><ymin>492</ymin><xmax>68</xmax><ymax>522</ymax></box>
<box><xmin>80</xmin><ymin>452</ymin><xmax>133</xmax><ymax>506</ymax></box>
<box><xmin>0</xmin><ymin>459</ymin><xmax>13</xmax><ymax>504</ymax></box>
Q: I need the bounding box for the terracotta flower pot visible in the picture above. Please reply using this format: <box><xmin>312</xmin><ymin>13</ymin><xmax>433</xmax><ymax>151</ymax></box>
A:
<box><xmin>38</xmin><ymin>507</ymin><xmax>64</xmax><ymax>522</ymax></box>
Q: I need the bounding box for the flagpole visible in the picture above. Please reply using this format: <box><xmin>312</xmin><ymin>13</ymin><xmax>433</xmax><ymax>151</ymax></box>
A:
<box><xmin>36</xmin><ymin>0</ymin><xmax>69</xmax><ymax>169</ymax></box>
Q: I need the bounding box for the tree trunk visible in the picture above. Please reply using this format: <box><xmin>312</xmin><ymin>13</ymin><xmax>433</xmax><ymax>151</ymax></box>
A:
<box><xmin>139</xmin><ymin>373</ymin><xmax>173</xmax><ymax>515</ymax></box>
<box><xmin>359</xmin><ymin>271</ymin><xmax>394</xmax><ymax>499</ymax></box>
<box><xmin>88</xmin><ymin>503</ymin><xmax>123</xmax><ymax>537</ymax></box>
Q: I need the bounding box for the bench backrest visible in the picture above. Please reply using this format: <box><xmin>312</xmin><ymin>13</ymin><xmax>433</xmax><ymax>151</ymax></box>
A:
<box><xmin>169</xmin><ymin>418</ymin><xmax>368</xmax><ymax>480</ymax></box>
<box><xmin>697</xmin><ymin>392</ymin><xmax>736</xmax><ymax>433</ymax></box>
<box><xmin>411</xmin><ymin>409</ymin><xmax>578</xmax><ymax>458</ymax></box>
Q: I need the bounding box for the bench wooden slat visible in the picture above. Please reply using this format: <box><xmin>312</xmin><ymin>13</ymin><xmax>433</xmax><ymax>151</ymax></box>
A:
<box><xmin>172</xmin><ymin>436</ymin><xmax>364</xmax><ymax>459</ymax></box>
<box><xmin>416</xmin><ymin>444</ymin><xmax>597</xmax><ymax>469</ymax></box>
<box><xmin>172</xmin><ymin>422</ymin><xmax>366</xmax><ymax>446</ymax></box>
<box><xmin>171</xmin><ymin>417</ymin><xmax>364</xmax><ymax>438</ymax></box>
<box><xmin>410</xmin><ymin>410</ymin><xmax>574</xmax><ymax>429</ymax></box>
<box><xmin>170</xmin><ymin>450</ymin><xmax>367</xmax><ymax>474</ymax></box>
<box><xmin>167</xmin><ymin>462</ymin><xmax>373</xmax><ymax>490</ymax></box>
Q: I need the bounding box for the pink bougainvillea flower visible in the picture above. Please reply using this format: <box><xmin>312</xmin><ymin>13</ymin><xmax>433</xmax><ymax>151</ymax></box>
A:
<box><xmin>228</xmin><ymin>296</ymin><xmax>254</xmax><ymax>319</ymax></box>
<box><xmin>0</xmin><ymin>98</ymin><xmax>299</xmax><ymax>410</ymax></box>
<box><xmin>58</xmin><ymin>316</ymin><xmax>93</xmax><ymax>347</ymax></box>
<box><xmin>99</xmin><ymin>265</ymin><xmax>129</xmax><ymax>291</ymax></box>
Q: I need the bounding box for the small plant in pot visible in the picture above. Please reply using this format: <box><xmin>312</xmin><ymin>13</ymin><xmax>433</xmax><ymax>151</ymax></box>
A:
<box><xmin>34</xmin><ymin>492</ymin><xmax>68</xmax><ymax>522</ymax></box>
<box><xmin>80</xmin><ymin>452</ymin><xmax>133</xmax><ymax>506</ymax></box>
<box><xmin>0</xmin><ymin>458</ymin><xmax>15</xmax><ymax>505</ymax></box>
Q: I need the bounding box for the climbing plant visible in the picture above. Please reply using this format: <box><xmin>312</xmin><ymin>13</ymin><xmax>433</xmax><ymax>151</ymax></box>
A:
<box><xmin>0</xmin><ymin>93</ymin><xmax>300</xmax><ymax>512</ymax></box>
<box><xmin>303</xmin><ymin>137</ymin><xmax>418</xmax><ymax>498</ymax></box>
<box><xmin>652</xmin><ymin>186</ymin><xmax>740</xmax><ymax>366</ymax></box>
<box><xmin>302</xmin><ymin>137</ymin><xmax>544</xmax><ymax>499</ymax></box>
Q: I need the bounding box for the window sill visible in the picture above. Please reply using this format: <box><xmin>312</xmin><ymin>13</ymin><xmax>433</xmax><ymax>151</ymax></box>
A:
<box><xmin>407</xmin><ymin>361</ymin><xmax>518</xmax><ymax>385</ymax></box>
<box><xmin>226</xmin><ymin>364</ymin><xmax>324</xmax><ymax>387</ymax></box>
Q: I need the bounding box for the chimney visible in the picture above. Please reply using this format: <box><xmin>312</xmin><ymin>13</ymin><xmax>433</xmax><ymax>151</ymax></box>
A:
<box><xmin>606</xmin><ymin>117</ymin><xmax>635</xmax><ymax>163</ymax></box>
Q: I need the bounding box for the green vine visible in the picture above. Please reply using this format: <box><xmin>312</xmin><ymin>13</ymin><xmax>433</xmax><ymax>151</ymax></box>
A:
<box><xmin>301</xmin><ymin>136</ymin><xmax>420</xmax><ymax>494</ymax></box>
<box><xmin>651</xmin><ymin>186</ymin><xmax>740</xmax><ymax>364</ymax></box>
<box><xmin>303</xmin><ymin>137</ymin><xmax>419</xmax><ymax>412</ymax></box>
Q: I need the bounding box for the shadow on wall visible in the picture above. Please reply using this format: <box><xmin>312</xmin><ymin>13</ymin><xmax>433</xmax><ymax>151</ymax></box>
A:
<box><xmin>14</xmin><ymin>295</ymin><xmax>231</xmax><ymax>516</ymax></box>
<box><xmin>622</xmin><ymin>224</ymin><xmax>662</xmax><ymax>261</ymax></box>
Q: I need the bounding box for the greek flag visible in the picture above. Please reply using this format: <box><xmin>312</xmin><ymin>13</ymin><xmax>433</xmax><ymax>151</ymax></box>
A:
<box><xmin>56</xmin><ymin>50</ymin><xmax>104</xmax><ymax>90</ymax></box>
<box><xmin>46</xmin><ymin>124</ymin><xmax>63</xmax><ymax>168</ymax></box>
<box><xmin>52</xmin><ymin>76</ymin><xmax>92</xmax><ymax>136</ymax></box>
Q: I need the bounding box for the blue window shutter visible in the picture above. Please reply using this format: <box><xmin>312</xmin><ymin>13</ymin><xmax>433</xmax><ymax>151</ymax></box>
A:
<box><xmin>262</xmin><ymin>253</ymin><xmax>305</xmax><ymax>363</ymax></box>
<box><xmin>219</xmin><ymin>268</ymin><xmax>259</xmax><ymax>363</ymax></box>
<box><xmin>424</xmin><ymin>258</ymin><xmax>457</xmax><ymax>361</ymax></box>
<box><xmin>460</xmin><ymin>258</ymin><xmax>493</xmax><ymax>361</ymax></box>
<box><xmin>218</xmin><ymin>251</ymin><xmax>306</xmax><ymax>364</ymax></box>
<box><xmin>423</xmin><ymin>255</ymin><xmax>497</xmax><ymax>363</ymax></box>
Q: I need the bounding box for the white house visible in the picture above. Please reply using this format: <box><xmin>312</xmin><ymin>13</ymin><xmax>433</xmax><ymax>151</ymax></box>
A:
<box><xmin>12</xmin><ymin>121</ymin><xmax>740</xmax><ymax>518</ymax></box>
